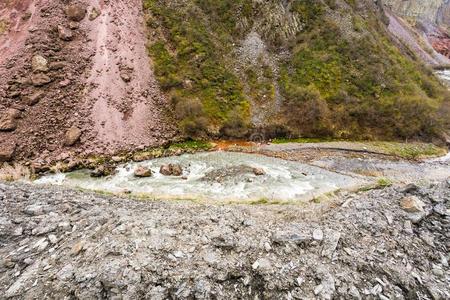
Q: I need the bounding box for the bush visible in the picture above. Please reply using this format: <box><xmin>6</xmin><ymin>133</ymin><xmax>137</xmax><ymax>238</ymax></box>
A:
<box><xmin>174</xmin><ymin>98</ymin><xmax>208</xmax><ymax>138</ymax></box>
<box><xmin>282</xmin><ymin>86</ymin><xmax>332</xmax><ymax>136</ymax></box>
<box><xmin>220</xmin><ymin>108</ymin><xmax>250</xmax><ymax>138</ymax></box>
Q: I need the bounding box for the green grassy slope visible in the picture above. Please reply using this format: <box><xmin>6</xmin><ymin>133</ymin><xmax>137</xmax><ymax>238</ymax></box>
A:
<box><xmin>144</xmin><ymin>0</ymin><xmax>449</xmax><ymax>141</ymax></box>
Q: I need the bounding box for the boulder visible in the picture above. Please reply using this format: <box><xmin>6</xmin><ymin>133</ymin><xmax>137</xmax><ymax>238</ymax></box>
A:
<box><xmin>0</xmin><ymin>142</ymin><xmax>16</xmax><ymax>162</ymax></box>
<box><xmin>58</xmin><ymin>26</ymin><xmax>73</xmax><ymax>41</ymax></box>
<box><xmin>31</xmin><ymin>73</ymin><xmax>52</xmax><ymax>86</ymax></box>
<box><xmin>134</xmin><ymin>166</ymin><xmax>152</xmax><ymax>178</ymax></box>
<box><xmin>171</xmin><ymin>164</ymin><xmax>183</xmax><ymax>176</ymax></box>
<box><xmin>0</xmin><ymin>108</ymin><xmax>20</xmax><ymax>131</ymax></box>
<box><xmin>159</xmin><ymin>164</ymin><xmax>183</xmax><ymax>176</ymax></box>
<box><xmin>91</xmin><ymin>165</ymin><xmax>115</xmax><ymax>178</ymax></box>
<box><xmin>400</xmin><ymin>196</ymin><xmax>425</xmax><ymax>213</ymax></box>
<box><xmin>66</xmin><ymin>5</ymin><xmax>87</xmax><ymax>22</ymax></box>
<box><xmin>64</xmin><ymin>127</ymin><xmax>82</xmax><ymax>146</ymax></box>
<box><xmin>31</xmin><ymin>55</ymin><xmax>48</xmax><ymax>72</ymax></box>
<box><xmin>253</xmin><ymin>167</ymin><xmax>266</xmax><ymax>176</ymax></box>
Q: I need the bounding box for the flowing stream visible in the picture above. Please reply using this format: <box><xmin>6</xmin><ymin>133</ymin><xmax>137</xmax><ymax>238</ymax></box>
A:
<box><xmin>436</xmin><ymin>69</ymin><xmax>450</xmax><ymax>87</ymax></box>
<box><xmin>34</xmin><ymin>152</ymin><xmax>364</xmax><ymax>202</ymax></box>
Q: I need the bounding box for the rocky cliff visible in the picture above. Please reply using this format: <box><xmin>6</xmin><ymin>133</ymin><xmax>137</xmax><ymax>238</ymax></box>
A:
<box><xmin>384</xmin><ymin>0</ymin><xmax>450</xmax><ymax>60</ymax></box>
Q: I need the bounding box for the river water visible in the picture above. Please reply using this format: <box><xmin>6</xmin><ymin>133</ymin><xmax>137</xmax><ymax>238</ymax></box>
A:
<box><xmin>436</xmin><ymin>69</ymin><xmax>450</xmax><ymax>87</ymax></box>
<box><xmin>34</xmin><ymin>152</ymin><xmax>363</xmax><ymax>202</ymax></box>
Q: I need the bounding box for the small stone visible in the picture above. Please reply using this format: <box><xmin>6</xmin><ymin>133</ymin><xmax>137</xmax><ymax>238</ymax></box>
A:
<box><xmin>134</xmin><ymin>166</ymin><xmax>152</xmax><ymax>178</ymax></box>
<box><xmin>403</xmin><ymin>220</ymin><xmax>414</xmax><ymax>234</ymax></box>
<box><xmin>419</xmin><ymin>231</ymin><xmax>434</xmax><ymax>246</ymax></box>
<box><xmin>13</xmin><ymin>227</ymin><xmax>23</xmax><ymax>236</ymax></box>
<box><xmin>322</xmin><ymin>230</ymin><xmax>341</xmax><ymax>259</ymax></box>
<box><xmin>89</xmin><ymin>7</ymin><xmax>100</xmax><ymax>21</ymax></box>
<box><xmin>48</xmin><ymin>234</ymin><xmax>58</xmax><ymax>244</ymax></box>
<box><xmin>120</xmin><ymin>72</ymin><xmax>131</xmax><ymax>82</ymax></box>
<box><xmin>400</xmin><ymin>183</ymin><xmax>419</xmax><ymax>194</ymax></box>
<box><xmin>64</xmin><ymin>126</ymin><xmax>82</xmax><ymax>146</ymax></box>
<box><xmin>173</xmin><ymin>251</ymin><xmax>184</xmax><ymax>258</ymax></box>
<box><xmin>31</xmin><ymin>55</ymin><xmax>48</xmax><ymax>72</ymax></box>
<box><xmin>23</xmin><ymin>91</ymin><xmax>44</xmax><ymax>106</ymax></box>
<box><xmin>313</xmin><ymin>228</ymin><xmax>324</xmax><ymax>241</ymax></box>
<box><xmin>71</xmin><ymin>241</ymin><xmax>85</xmax><ymax>256</ymax></box>
<box><xmin>314</xmin><ymin>284</ymin><xmax>324</xmax><ymax>295</ymax></box>
<box><xmin>400</xmin><ymin>196</ymin><xmax>425</xmax><ymax>213</ymax></box>
<box><xmin>31</xmin><ymin>73</ymin><xmax>52</xmax><ymax>86</ymax></box>
<box><xmin>0</xmin><ymin>141</ymin><xmax>16</xmax><ymax>162</ymax></box>
<box><xmin>264</xmin><ymin>242</ymin><xmax>272</xmax><ymax>251</ymax></box>
<box><xmin>58</xmin><ymin>25</ymin><xmax>73</xmax><ymax>41</ymax></box>
<box><xmin>66</xmin><ymin>4</ymin><xmax>86</xmax><ymax>22</ymax></box>
<box><xmin>253</xmin><ymin>167</ymin><xmax>265</xmax><ymax>176</ymax></box>
<box><xmin>252</xmin><ymin>258</ymin><xmax>272</xmax><ymax>274</ymax></box>
<box><xmin>0</xmin><ymin>108</ymin><xmax>20</xmax><ymax>131</ymax></box>
<box><xmin>159</xmin><ymin>164</ymin><xmax>183</xmax><ymax>176</ymax></box>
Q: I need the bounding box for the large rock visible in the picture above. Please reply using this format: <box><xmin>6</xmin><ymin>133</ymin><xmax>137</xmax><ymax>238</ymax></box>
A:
<box><xmin>66</xmin><ymin>5</ymin><xmax>87</xmax><ymax>22</ymax></box>
<box><xmin>0</xmin><ymin>108</ymin><xmax>20</xmax><ymax>131</ymax></box>
<box><xmin>159</xmin><ymin>164</ymin><xmax>183</xmax><ymax>176</ymax></box>
<box><xmin>134</xmin><ymin>166</ymin><xmax>152</xmax><ymax>178</ymax></box>
<box><xmin>400</xmin><ymin>196</ymin><xmax>425</xmax><ymax>213</ymax></box>
<box><xmin>64</xmin><ymin>127</ymin><xmax>82</xmax><ymax>146</ymax></box>
<box><xmin>31</xmin><ymin>55</ymin><xmax>48</xmax><ymax>72</ymax></box>
<box><xmin>0</xmin><ymin>142</ymin><xmax>16</xmax><ymax>162</ymax></box>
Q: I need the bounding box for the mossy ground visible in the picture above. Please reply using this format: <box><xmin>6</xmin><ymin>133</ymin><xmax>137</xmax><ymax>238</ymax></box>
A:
<box><xmin>144</xmin><ymin>0</ymin><xmax>449</xmax><ymax>141</ymax></box>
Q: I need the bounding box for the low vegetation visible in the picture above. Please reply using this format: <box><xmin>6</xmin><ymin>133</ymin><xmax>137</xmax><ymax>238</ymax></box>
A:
<box><xmin>144</xmin><ymin>0</ymin><xmax>450</xmax><ymax>142</ymax></box>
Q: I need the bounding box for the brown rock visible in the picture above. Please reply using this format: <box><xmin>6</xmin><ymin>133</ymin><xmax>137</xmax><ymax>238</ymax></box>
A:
<box><xmin>64</xmin><ymin>126</ymin><xmax>82</xmax><ymax>146</ymax></box>
<box><xmin>31</xmin><ymin>55</ymin><xmax>48</xmax><ymax>72</ymax></box>
<box><xmin>0</xmin><ymin>109</ymin><xmax>20</xmax><ymax>131</ymax></box>
<box><xmin>171</xmin><ymin>164</ymin><xmax>183</xmax><ymax>176</ymax></box>
<box><xmin>253</xmin><ymin>167</ymin><xmax>266</xmax><ymax>176</ymax></box>
<box><xmin>0</xmin><ymin>142</ymin><xmax>16</xmax><ymax>162</ymax></box>
<box><xmin>71</xmin><ymin>241</ymin><xmax>85</xmax><ymax>256</ymax></box>
<box><xmin>23</xmin><ymin>91</ymin><xmax>44</xmax><ymax>106</ymax></box>
<box><xmin>58</xmin><ymin>25</ymin><xmax>73</xmax><ymax>41</ymax></box>
<box><xmin>89</xmin><ymin>7</ymin><xmax>100</xmax><ymax>21</ymax></box>
<box><xmin>31</xmin><ymin>73</ymin><xmax>52</xmax><ymax>86</ymax></box>
<box><xmin>160</xmin><ymin>164</ymin><xmax>172</xmax><ymax>176</ymax></box>
<box><xmin>91</xmin><ymin>165</ymin><xmax>115</xmax><ymax>177</ymax></box>
<box><xmin>134</xmin><ymin>166</ymin><xmax>152</xmax><ymax>178</ymax></box>
<box><xmin>400</xmin><ymin>196</ymin><xmax>425</xmax><ymax>213</ymax></box>
<box><xmin>66</xmin><ymin>5</ymin><xmax>86</xmax><ymax>22</ymax></box>
<box><xmin>159</xmin><ymin>163</ymin><xmax>183</xmax><ymax>176</ymax></box>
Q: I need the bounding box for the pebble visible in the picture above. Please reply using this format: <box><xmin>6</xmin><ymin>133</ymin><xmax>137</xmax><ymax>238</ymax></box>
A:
<box><xmin>312</xmin><ymin>228</ymin><xmax>324</xmax><ymax>241</ymax></box>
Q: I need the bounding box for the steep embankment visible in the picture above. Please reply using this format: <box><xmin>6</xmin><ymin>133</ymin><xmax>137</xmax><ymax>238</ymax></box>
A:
<box><xmin>385</xmin><ymin>0</ymin><xmax>450</xmax><ymax>61</ymax></box>
<box><xmin>1</xmin><ymin>0</ymin><xmax>449</xmax><ymax>166</ymax></box>
<box><xmin>145</xmin><ymin>0</ymin><xmax>450</xmax><ymax>141</ymax></box>
<box><xmin>0</xmin><ymin>0</ymin><xmax>174</xmax><ymax>166</ymax></box>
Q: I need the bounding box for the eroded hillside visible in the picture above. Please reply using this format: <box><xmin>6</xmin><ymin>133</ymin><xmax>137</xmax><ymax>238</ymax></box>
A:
<box><xmin>145</xmin><ymin>0</ymin><xmax>450</xmax><ymax>141</ymax></box>
<box><xmin>0</xmin><ymin>0</ymin><xmax>449</xmax><ymax>166</ymax></box>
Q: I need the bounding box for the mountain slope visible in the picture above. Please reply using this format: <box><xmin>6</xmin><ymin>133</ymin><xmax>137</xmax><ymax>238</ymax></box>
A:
<box><xmin>145</xmin><ymin>0</ymin><xmax>450</xmax><ymax>141</ymax></box>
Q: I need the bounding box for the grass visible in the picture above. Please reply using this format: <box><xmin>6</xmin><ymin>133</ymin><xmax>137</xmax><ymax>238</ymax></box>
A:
<box><xmin>368</xmin><ymin>142</ymin><xmax>447</xmax><ymax>159</ymax></box>
<box><xmin>358</xmin><ymin>177</ymin><xmax>393</xmax><ymax>192</ymax></box>
<box><xmin>271</xmin><ymin>137</ymin><xmax>343</xmax><ymax>144</ymax></box>
<box><xmin>168</xmin><ymin>140</ymin><xmax>213</xmax><ymax>151</ymax></box>
<box><xmin>143</xmin><ymin>0</ymin><xmax>449</xmax><ymax>141</ymax></box>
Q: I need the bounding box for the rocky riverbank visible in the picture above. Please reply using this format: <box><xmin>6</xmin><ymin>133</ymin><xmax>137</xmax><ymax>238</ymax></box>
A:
<box><xmin>0</xmin><ymin>179</ymin><xmax>449</xmax><ymax>299</ymax></box>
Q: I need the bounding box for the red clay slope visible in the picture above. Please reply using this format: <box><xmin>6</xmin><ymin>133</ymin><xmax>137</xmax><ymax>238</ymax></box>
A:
<box><xmin>0</xmin><ymin>0</ymin><xmax>174</xmax><ymax>166</ymax></box>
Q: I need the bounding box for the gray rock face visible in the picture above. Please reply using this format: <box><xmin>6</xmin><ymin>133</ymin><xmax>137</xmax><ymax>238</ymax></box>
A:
<box><xmin>384</xmin><ymin>0</ymin><xmax>450</xmax><ymax>27</ymax></box>
<box><xmin>0</xmin><ymin>180</ymin><xmax>448</xmax><ymax>299</ymax></box>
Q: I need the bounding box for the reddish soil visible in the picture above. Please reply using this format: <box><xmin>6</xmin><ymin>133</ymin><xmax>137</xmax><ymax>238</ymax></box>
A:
<box><xmin>0</xmin><ymin>0</ymin><xmax>174</xmax><ymax>167</ymax></box>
